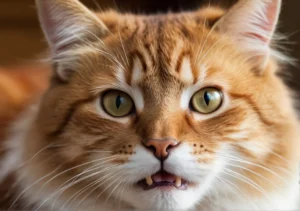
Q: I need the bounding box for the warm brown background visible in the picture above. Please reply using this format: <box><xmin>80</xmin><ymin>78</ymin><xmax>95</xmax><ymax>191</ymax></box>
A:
<box><xmin>0</xmin><ymin>0</ymin><xmax>299</xmax><ymax>87</ymax></box>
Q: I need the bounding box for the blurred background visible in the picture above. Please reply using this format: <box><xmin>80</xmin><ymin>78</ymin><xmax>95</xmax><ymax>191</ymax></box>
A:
<box><xmin>0</xmin><ymin>0</ymin><xmax>299</xmax><ymax>135</ymax></box>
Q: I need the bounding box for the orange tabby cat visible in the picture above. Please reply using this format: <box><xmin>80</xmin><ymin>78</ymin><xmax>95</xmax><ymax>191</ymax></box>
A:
<box><xmin>0</xmin><ymin>0</ymin><xmax>299</xmax><ymax>210</ymax></box>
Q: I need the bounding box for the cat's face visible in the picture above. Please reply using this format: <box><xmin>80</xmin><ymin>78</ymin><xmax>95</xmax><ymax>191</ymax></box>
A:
<box><xmin>26</xmin><ymin>0</ymin><xmax>298</xmax><ymax>210</ymax></box>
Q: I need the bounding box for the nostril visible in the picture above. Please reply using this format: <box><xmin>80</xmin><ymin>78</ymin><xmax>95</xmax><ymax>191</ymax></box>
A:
<box><xmin>143</xmin><ymin>138</ymin><xmax>180</xmax><ymax>160</ymax></box>
<box><xmin>166</xmin><ymin>144</ymin><xmax>174</xmax><ymax>152</ymax></box>
<box><xmin>148</xmin><ymin>145</ymin><xmax>156</xmax><ymax>154</ymax></box>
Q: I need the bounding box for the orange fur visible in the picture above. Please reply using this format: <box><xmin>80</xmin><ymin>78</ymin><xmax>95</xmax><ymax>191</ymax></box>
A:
<box><xmin>1</xmin><ymin>0</ymin><xmax>299</xmax><ymax>210</ymax></box>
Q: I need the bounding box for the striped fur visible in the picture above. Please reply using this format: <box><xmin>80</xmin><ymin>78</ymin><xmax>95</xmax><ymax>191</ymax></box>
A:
<box><xmin>0</xmin><ymin>0</ymin><xmax>299</xmax><ymax>210</ymax></box>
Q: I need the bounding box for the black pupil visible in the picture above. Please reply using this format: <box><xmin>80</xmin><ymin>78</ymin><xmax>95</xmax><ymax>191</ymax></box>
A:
<box><xmin>115</xmin><ymin>95</ymin><xmax>124</xmax><ymax>109</ymax></box>
<box><xmin>204</xmin><ymin>91</ymin><xmax>210</xmax><ymax>106</ymax></box>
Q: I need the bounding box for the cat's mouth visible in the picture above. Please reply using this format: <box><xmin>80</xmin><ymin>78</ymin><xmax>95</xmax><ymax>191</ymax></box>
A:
<box><xmin>137</xmin><ymin>170</ymin><xmax>188</xmax><ymax>190</ymax></box>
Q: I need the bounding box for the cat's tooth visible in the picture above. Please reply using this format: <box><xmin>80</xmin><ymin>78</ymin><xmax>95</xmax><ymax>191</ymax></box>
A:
<box><xmin>146</xmin><ymin>176</ymin><xmax>153</xmax><ymax>186</ymax></box>
<box><xmin>175</xmin><ymin>176</ymin><xmax>182</xmax><ymax>187</ymax></box>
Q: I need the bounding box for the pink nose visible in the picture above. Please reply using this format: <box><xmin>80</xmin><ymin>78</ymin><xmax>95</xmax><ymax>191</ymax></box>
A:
<box><xmin>144</xmin><ymin>139</ymin><xmax>179</xmax><ymax>160</ymax></box>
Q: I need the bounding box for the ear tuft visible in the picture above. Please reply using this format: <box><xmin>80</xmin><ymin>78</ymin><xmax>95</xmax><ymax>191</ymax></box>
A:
<box><xmin>35</xmin><ymin>0</ymin><xmax>108</xmax><ymax>55</ymax></box>
<box><xmin>215</xmin><ymin>0</ymin><xmax>282</xmax><ymax>70</ymax></box>
<box><xmin>35</xmin><ymin>0</ymin><xmax>109</xmax><ymax>81</ymax></box>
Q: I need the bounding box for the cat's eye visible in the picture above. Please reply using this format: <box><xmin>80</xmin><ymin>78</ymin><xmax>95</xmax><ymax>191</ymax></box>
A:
<box><xmin>102</xmin><ymin>90</ymin><xmax>134</xmax><ymax>117</ymax></box>
<box><xmin>191</xmin><ymin>88</ymin><xmax>223</xmax><ymax>114</ymax></box>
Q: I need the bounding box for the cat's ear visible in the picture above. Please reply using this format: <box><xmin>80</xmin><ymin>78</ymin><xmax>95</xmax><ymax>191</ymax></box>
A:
<box><xmin>35</xmin><ymin>0</ymin><xmax>108</xmax><ymax>55</ymax></box>
<box><xmin>214</xmin><ymin>0</ymin><xmax>282</xmax><ymax>70</ymax></box>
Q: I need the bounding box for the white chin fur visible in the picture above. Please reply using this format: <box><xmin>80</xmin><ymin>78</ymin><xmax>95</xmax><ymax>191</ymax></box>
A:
<box><xmin>113</xmin><ymin>143</ymin><xmax>224</xmax><ymax>210</ymax></box>
<box><xmin>121</xmin><ymin>187</ymin><xmax>201</xmax><ymax>210</ymax></box>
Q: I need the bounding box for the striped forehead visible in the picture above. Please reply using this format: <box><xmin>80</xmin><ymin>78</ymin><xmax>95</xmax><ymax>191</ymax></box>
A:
<box><xmin>119</xmin><ymin>45</ymin><xmax>203</xmax><ymax>86</ymax></box>
<box><xmin>112</xmin><ymin>42</ymin><xmax>208</xmax><ymax>111</ymax></box>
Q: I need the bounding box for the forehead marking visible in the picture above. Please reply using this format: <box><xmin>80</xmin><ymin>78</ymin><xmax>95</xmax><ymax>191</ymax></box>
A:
<box><xmin>113</xmin><ymin>66</ymin><xmax>144</xmax><ymax>113</ymax></box>
<box><xmin>129</xmin><ymin>44</ymin><xmax>154</xmax><ymax>84</ymax></box>
<box><xmin>180</xmin><ymin>65</ymin><xmax>208</xmax><ymax>110</ymax></box>
<box><xmin>131</xmin><ymin>57</ymin><xmax>144</xmax><ymax>85</ymax></box>
<box><xmin>131</xmin><ymin>50</ymin><xmax>147</xmax><ymax>72</ymax></box>
<box><xmin>127</xmin><ymin>49</ymin><xmax>149</xmax><ymax>85</ymax></box>
<box><xmin>179</xmin><ymin>57</ymin><xmax>194</xmax><ymax>84</ymax></box>
<box><xmin>175</xmin><ymin>49</ymin><xmax>198</xmax><ymax>85</ymax></box>
<box><xmin>144</xmin><ymin>43</ymin><xmax>156</xmax><ymax>66</ymax></box>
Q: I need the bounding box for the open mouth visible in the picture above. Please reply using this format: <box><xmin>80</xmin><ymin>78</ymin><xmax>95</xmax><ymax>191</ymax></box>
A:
<box><xmin>137</xmin><ymin>170</ymin><xmax>188</xmax><ymax>190</ymax></box>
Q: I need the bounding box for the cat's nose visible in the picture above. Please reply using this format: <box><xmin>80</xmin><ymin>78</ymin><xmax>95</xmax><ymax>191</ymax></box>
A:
<box><xmin>144</xmin><ymin>139</ymin><xmax>180</xmax><ymax>160</ymax></box>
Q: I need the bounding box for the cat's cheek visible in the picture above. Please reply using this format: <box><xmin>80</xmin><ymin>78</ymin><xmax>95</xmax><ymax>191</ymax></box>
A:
<box><xmin>164</xmin><ymin>143</ymin><xmax>225</xmax><ymax>183</ymax></box>
<box><xmin>120</xmin><ymin>145</ymin><xmax>161</xmax><ymax>183</ymax></box>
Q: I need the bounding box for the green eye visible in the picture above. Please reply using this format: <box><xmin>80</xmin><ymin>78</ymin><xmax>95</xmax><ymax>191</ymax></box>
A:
<box><xmin>191</xmin><ymin>88</ymin><xmax>223</xmax><ymax>114</ymax></box>
<box><xmin>102</xmin><ymin>90</ymin><xmax>134</xmax><ymax>117</ymax></box>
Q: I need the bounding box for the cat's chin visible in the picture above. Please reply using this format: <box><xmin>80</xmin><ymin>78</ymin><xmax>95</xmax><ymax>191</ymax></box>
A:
<box><xmin>122</xmin><ymin>181</ymin><xmax>204</xmax><ymax>210</ymax></box>
<box><xmin>118</xmin><ymin>171</ymin><xmax>208</xmax><ymax>210</ymax></box>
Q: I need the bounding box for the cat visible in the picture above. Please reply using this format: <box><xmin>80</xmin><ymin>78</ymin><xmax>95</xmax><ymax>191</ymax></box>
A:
<box><xmin>0</xmin><ymin>0</ymin><xmax>299</xmax><ymax>210</ymax></box>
